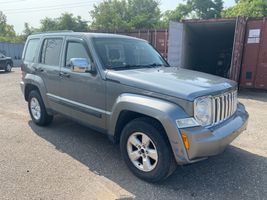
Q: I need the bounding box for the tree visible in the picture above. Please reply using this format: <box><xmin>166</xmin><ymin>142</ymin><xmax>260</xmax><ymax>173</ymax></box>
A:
<box><xmin>39</xmin><ymin>17</ymin><xmax>58</xmax><ymax>32</ymax></box>
<box><xmin>0</xmin><ymin>11</ymin><xmax>22</xmax><ymax>42</ymax></box>
<box><xmin>162</xmin><ymin>0</ymin><xmax>223</xmax><ymax>27</ymax></box>
<box><xmin>222</xmin><ymin>0</ymin><xmax>267</xmax><ymax>17</ymax></box>
<box><xmin>188</xmin><ymin>0</ymin><xmax>223</xmax><ymax>19</ymax></box>
<box><xmin>20</xmin><ymin>23</ymin><xmax>36</xmax><ymax>41</ymax></box>
<box><xmin>90</xmin><ymin>0</ymin><xmax>161</xmax><ymax>30</ymax></box>
<box><xmin>127</xmin><ymin>0</ymin><xmax>161</xmax><ymax>29</ymax></box>
<box><xmin>0</xmin><ymin>11</ymin><xmax>16</xmax><ymax>37</ymax></box>
<box><xmin>162</xmin><ymin>4</ymin><xmax>191</xmax><ymax>25</ymax></box>
<box><xmin>57</xmin><ymin>13</ymin><xmax>88</xmax><ymax>32</ymax></box>
<box><xmin>38</xmin><ymin>13</ymin><xmax>88</xmax><ymax>32</ymax></box>
<box><xmin>90</xmin><ymin>0</ymin><xmax>130</xmax><ymax>30</ymax></box>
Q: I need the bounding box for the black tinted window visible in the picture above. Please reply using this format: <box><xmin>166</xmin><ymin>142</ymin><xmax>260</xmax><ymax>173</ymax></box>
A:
<box><xmin>65</xmin><ymin>42</ymin><xmax>90</xmax><ymax>66</ymax></box>
<box><xmin>93</xmin><ymin>38</ymin><xmax>168</xmax><ymax>70</ymax></box>
<box><xmin>40</xmin><ymin>38</ymin><xmax>63</xmax><ymax>66</ymax></box>
<box><xmin>24</xmin><ymin>39</ymin><xmax>40</xmax><ymax>62</ymax></box>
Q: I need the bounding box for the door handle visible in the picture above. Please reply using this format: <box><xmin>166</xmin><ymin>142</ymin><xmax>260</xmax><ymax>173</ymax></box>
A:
<box><xmin>59</xmin><ymin>72</ymin><xmax>70</xmax><ymax>78</ymax></box>
<box><xmin>33</xmin><ymin>67</ymin><xmax>44</xmax><ymax>72</ymax></box>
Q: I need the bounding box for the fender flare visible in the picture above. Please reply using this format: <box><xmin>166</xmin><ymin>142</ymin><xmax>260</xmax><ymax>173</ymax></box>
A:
<box><xmin>24</xmin><ymin>73</ymin><xmax>49</xmax><ymax>109</ymax></box>
<box><xmin>108</xmin><ymin>93</ymin><xmax>191</xmax><ymax>164</ymax></box>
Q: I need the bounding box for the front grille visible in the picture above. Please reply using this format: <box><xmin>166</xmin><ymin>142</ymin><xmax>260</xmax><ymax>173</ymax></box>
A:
<box><xmin>211</xmin><ymin>90</ymin><xmax>238</xmax><ymax>125</ymax></box>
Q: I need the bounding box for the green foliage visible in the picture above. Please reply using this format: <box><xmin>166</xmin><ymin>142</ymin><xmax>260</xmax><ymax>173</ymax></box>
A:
<box><xmin>161</xmin><ymin>0</ymin><xmax>223</xmax><ymax>27</ymax></box>
<box><xmin>188</xmin><ymin>0</ymin><xmax>224</xmax><ymax>19</ymax></box>
<box><xmin>90</xmin><ymin>0</ymin><xmax>161</xmax><ymax>30</ymax></box>
<box><xmin>162</xmin><ymin>4</ymin><xmax>191</xmax><ymax>26</ymax></box>
<box><xmin>0</xmin><ymin>11</ymin><xmax>16</xmax><ymax>37</ymax></box>
<box><xmin>90</xmin><ymin>0</ymin><xmax>130</xmax><ymax>30</ymax></box>
<box><xmin>39</xmin><ymin>13</ymin><xmax>88</xmax><ymax>32</ymax></box>
<box><xmin>0</xmin><ymin>11</ymin><xmax>22</xmax><ymax>43</ymax></box>
<box><xmin>127</xmin><ymin>0</ymin><xmax>161</xmax><ymax>29</ymax></box>
<box><xmin>222</xmin><ymin>0</ymin><xmax>267</xmax><ymax>17</ymax></box>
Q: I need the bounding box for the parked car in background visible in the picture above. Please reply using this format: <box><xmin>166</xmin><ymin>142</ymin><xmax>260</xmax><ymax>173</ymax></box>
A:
<box><xmin>0</xmin><ymin>53</ymin><xmax>13</xmax><ymax>72</ymax></box>
<box><xmin>20</xmin><ymin>32</ymin><xmax>249</xmax><ymax>182</ymax></box>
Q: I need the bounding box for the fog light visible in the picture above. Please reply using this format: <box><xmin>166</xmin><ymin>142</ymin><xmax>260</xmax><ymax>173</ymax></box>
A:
<box><xmin>181</xmin><ymin>132</ymin><xmax>190</xmax><ymax>150</ymax></box>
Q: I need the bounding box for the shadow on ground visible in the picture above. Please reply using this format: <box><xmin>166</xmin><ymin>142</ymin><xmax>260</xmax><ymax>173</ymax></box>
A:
<box><xmin>239</xmin><ymin>89</ymin><xmax>267</xmax><ymax>103</ymax></box>
<box><xmin>29</xmin><ymin>116</ymin><xmax>267</xmax><ymax>200</ymax></box>
<box><xmin>0</xmin><ymin>70</ymin><xmax>14</xmax><ymax>74</ymax></box>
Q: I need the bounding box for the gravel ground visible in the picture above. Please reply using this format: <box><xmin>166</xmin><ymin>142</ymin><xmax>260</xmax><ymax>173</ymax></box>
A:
<box><xmin>0</xmin><ymin>69</ymin><xmax>266</xmax><ymax>200</ymax></box>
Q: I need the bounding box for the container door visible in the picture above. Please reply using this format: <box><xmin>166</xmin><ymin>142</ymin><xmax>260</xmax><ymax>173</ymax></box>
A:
<box><xmin>167</xmin><ymin>21</ymin><xmax>184</xmax><ymax>67</ymax></box>
<box><xmin>254</xmin><ymin>18</ymin><xmax>267</xmax><ymax>89</ymax></box>
<box><xmin>229</xmin><ymin>16</ymin><xmax>247</xmax><ymax>82</ymax></box>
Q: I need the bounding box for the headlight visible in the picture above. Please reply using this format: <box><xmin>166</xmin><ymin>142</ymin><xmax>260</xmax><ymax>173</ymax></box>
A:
<box><xmin>194</xmin><ymin>96</ymin><xmax>212</xmax><ymax>126</ymax></box>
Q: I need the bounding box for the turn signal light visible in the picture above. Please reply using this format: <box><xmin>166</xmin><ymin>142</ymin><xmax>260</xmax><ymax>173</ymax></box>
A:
<box><xmin>181</xmin><ymin>132</ymin><xmax>190</xmax><ymax>150</ymax></box>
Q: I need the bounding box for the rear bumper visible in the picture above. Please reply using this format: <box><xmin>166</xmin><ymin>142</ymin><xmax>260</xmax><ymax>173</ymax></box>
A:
<box><xmin>181</xmin><ymin>103</ymin><xmax>248</xmax><ymax>161</ymax></box>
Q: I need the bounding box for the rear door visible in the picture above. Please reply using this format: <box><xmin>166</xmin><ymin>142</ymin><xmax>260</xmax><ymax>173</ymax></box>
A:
<box><xmin>37</xmin><ymin>37</ymin><xmax>64</xmax><ymax>107</ymax></box>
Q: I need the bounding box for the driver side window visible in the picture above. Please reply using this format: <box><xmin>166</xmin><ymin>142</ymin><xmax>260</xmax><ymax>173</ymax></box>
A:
<box><xmin>65</xmin><ymin>41</ymin><xmax>90</xmax><ymax>67</ymax></box>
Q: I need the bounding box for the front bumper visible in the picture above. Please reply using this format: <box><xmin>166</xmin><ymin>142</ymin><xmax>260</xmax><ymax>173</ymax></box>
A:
<box><xmin>181</xmin><ymin>103</ymin><xmax>248</xmax><ymax>161</ymax></box>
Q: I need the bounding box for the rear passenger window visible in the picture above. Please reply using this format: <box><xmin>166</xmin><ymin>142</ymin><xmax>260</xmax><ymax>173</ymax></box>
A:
<box><xmin>65</xmin><ymin>41</ymin><xmax>90</xmax><ymax>66</ymax></box>
<box><xmin>40</xmin><ymin>38</ymin><xmax>63</xmax><ymax>66</ymax></box>
<box><xmin>24</xmin><ymin>39</ymin><xmax>40</xmax><ymax>62</ymax></box>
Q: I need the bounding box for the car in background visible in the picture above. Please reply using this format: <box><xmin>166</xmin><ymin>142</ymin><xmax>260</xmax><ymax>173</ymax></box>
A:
<box><xmin>0</xmin><ymin>53</ymin><xmax>13</xmax><ymax>72</ymax></box>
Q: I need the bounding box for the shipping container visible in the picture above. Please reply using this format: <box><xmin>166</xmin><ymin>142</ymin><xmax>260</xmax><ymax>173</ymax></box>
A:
<box><xmin>168</xmin><ymin>17</ymin><xmax>267</xmax><ymax>90</ymax></box>
<box><xmin>240</xmin><ymin>17</ymin><xmax>267</xmax><ymax>90</ymax></box>
<box><xmin>168</xmin><ymin>17</ymin><xmax>247</xmax><ymax>82</ymax></box>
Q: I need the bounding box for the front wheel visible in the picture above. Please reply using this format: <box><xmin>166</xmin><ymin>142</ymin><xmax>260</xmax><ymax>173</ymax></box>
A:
<box><xmin>120</xmin><ymin>117</ymin><xmax>176</xmax><ymax>183</ymax></box>
<box><xmin>28</xmin><ymin>90</ymin><xmax>53</xmax><ymax>126</ymax></box>
<box><xmin>5</xmin><ymin>63</ymin><xmax>12</xmax><ymax>72</ymax></box>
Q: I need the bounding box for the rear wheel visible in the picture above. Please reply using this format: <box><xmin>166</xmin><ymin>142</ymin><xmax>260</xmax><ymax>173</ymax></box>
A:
<box><xmin>28</xmin><ymin>90</ymin><xmax>53</xmax><ymax>126</ymax></box>
<box><xmin>5</xmin><ymin>63</ymin><xmax>12</xmax><ymax>72</ymax></box>
<box><xmin>120</xmin><ymin>117</ymin><xmax>176</xmax><ymax>183</ymax></box>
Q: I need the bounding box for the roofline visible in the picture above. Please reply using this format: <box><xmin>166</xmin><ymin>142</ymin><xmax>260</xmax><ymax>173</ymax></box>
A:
<box><xmin>27</xmin><ymin>31</ymin><xmax>148</xmax><ymax>42</ymax></box>
<box><xmin>31</xmin><ymin>30</ymin><xmax>74</xmax><ymax>35</ymax></box>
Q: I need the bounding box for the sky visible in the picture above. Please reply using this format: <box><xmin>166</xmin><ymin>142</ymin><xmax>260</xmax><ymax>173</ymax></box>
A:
<box><xmin>1</xmin><ymin>0</ymin><xmax>236</xmax><ymax>34</ymax></box>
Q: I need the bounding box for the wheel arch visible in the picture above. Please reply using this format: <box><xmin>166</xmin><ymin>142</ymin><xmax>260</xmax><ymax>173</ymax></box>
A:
<box><xmin>23</xmin><ymin>74</ymin><xmax>50</xmax><ymax>113</ymax></box>
<box><xmin>108</xmin><ymin>93</ymin><xmax>191</xmax><ymax>164</ymax></box>
<box><xmin>113</xmin><ymin>110</ymin><xmax>169</xmax><ymax>144</ymax></box>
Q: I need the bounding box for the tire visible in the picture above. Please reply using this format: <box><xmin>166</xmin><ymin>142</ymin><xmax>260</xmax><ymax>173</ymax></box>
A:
<box><xmin>120</xmin><ymin>117</ymin><xmax>177</xmax><ymax>183</ymax></box>
<box><xmin>4</xmin><ymin>63</ymin><xmax>12</xmax><ymax>72</ymax></box>
<box><xmin>28</xmin><ymin>90</ymin><xmax>53</xmax><ymax>126</ymax></box>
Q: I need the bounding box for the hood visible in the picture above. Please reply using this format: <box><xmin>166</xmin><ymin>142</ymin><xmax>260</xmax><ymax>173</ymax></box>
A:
<box><xmin>106</xmin><ymin>67</ymin><xmax>237</xmax><ymax>101</ymax></box>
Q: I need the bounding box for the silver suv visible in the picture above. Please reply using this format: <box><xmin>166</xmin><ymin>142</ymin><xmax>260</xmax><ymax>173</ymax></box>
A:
<box><xmin>20</xmin><ymin>32</ymin><xmax>249</xmax><ymax>182</ymax></box>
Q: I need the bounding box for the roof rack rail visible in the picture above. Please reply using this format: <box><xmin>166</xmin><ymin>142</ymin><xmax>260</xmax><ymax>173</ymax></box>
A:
<box><xmin>32</xmin><ymin>30</ymin><xmax>74</xmax><ymax>35</ymax></box>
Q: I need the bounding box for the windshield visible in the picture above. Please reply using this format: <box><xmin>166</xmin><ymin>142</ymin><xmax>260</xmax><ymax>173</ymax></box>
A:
<box><xmin>92</xmin><ymin>37</ymin><xmax>169</xmax><ymax>70</ymax></box>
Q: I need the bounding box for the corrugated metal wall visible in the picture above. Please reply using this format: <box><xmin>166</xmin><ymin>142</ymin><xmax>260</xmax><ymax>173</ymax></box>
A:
<box><xmin>0</xmin><ymin>42</ymin><xmax>24</xmax><ymax>66</ymax></box>
<box><xmin>240</xmin><ymin>17</ymin><xmax>267</xmax><ymax>90</ymax></box>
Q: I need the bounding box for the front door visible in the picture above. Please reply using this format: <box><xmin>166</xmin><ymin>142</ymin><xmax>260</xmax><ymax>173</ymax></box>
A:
<box><xmin>57</xmin><ymin>37</ymin><xmax>106</xmax><ymax>129</ymax></box>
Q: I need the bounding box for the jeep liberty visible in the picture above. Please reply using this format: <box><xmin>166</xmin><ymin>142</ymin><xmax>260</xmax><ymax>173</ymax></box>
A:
<box><xmin>20</xmin><ymin>32</ymin><xmax>249</xmax><ymax>182</ymax></box>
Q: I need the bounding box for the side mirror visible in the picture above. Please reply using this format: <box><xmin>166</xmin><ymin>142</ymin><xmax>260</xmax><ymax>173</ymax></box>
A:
<box><xmin>69</xmin><ymin>58</ymin><xmax>94</xmax><ymax>73</ymax></box>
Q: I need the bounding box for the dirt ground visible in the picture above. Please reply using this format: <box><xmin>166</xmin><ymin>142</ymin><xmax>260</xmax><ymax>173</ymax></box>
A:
<box><xmin>0</xmin><ymin>69</ymin><xmax>266</xmax><ymax>200</ymax></box>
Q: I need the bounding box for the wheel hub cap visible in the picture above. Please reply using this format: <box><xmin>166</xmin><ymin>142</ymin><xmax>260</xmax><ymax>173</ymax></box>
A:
<box><xmin>30</xmin><ymin>97</ymin><xmax>41</xmax><ymax>120</ymax></box>
<box><xmin>127</xmin><ymin>132</ymin><xmax>158</xmax><ymax>172</ymax></box>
